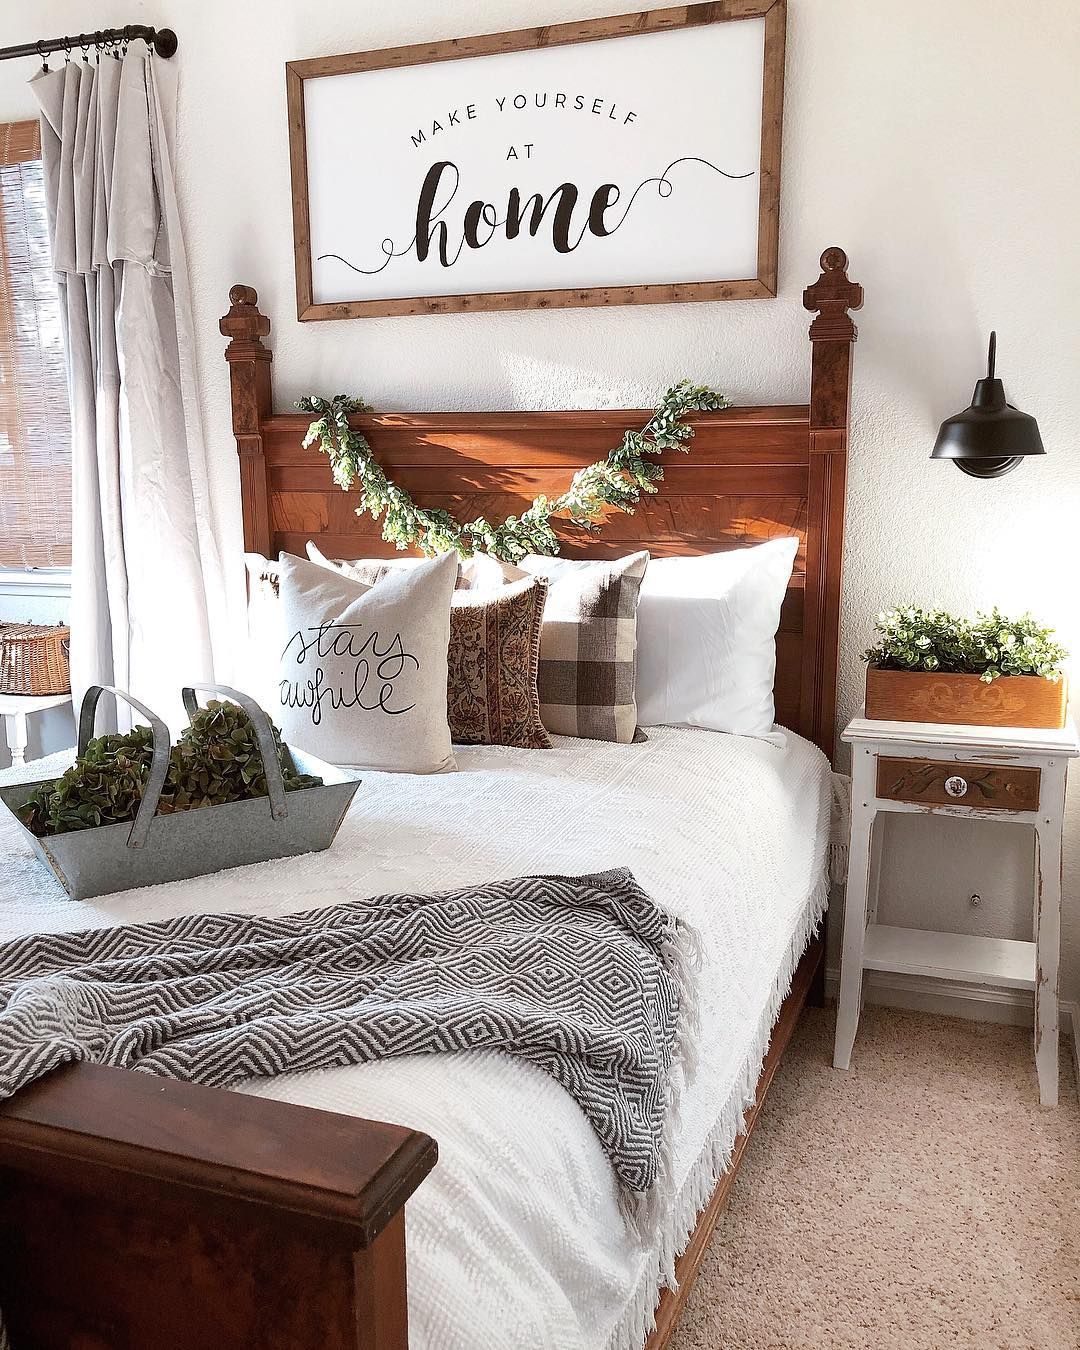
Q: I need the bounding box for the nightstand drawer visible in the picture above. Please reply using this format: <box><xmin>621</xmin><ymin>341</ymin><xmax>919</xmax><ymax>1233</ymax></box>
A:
<box><xmin>875</xmin><ymin>756</ymin><xmax>1041</xmax><ymax>811</ymax></box>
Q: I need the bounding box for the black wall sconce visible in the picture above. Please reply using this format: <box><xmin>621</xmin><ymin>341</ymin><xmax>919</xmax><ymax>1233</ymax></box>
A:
<box><xmin>931</xmin><ymin>332</ymin><xmax>1044</xmax><ymax>479</ymax></box>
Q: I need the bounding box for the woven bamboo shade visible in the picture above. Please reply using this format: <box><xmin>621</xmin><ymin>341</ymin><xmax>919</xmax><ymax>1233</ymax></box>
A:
<box><xmin>0</xmin><ymin>119</ymin><xmax>72</xmax><ymax>568</ymax></box>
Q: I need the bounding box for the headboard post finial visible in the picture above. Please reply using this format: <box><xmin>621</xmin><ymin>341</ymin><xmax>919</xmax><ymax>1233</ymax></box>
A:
<box><xmin>803</xmin><ymin>247</ymin><xmax>863</xmax><ymax>344</ymax></box>
<box><xmin>221</xmin><ymin>284</ymin><xmax>274</xmax><ymax>556</ymax></box>
<box><xmin>220</xmin><ymin>285</ymin><xmax>272</xmax><ymax>354</ymax></box>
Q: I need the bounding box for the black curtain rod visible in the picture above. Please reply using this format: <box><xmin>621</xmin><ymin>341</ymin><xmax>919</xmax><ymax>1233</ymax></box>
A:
<box><xmin>0</xmin><ymin>26</ymin><xmax>178</xmax><ymax>65</ymax></box>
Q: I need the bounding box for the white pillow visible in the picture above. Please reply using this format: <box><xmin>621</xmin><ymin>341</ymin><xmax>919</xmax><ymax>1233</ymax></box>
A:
<box><xmin>305</xmin><ymin>540</ymin><xmax>524</xmax><ymax>591</ymax></box>
<box><xmin>634</xmin><ymin>538</ymin><xmax>799</xmax><ymax>738</ymax></box>
<box><xmin>276</xmin><ymin>550</ymin><xmax>457</xmax><ymax>773</ymax></box>
<box><xmin>243</xmin><ymin>553</ymin><xmax>286</xmax><ymax>712</ymax></box>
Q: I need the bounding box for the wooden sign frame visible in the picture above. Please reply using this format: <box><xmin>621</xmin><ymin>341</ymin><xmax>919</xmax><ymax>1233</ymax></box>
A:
<box><xmin>286</xmin><ymin>2</ymin><xmax>786</xmax><ymax>321</ymax></box>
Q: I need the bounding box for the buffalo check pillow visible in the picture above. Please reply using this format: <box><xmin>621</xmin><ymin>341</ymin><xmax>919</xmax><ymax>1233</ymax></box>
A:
<box><xmin>518</xmin><ymin>551</ymin><xmax>649</xmax><ymax>743</ymax></box>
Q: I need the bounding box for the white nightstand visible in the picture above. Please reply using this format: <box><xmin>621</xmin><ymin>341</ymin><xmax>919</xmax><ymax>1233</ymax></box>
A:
<box><xmin>835</xmin><ymin>710</ymin><xmax>1080</xmax><ymax>1106</ymax></box>
<box><xmin>0</xmin><ymin>691</ymin><xmax>71</xmax><ymax>769</ymax></box>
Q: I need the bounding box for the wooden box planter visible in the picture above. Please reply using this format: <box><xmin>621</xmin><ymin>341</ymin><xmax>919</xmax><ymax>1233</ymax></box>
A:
<box><xmin>864</xmin><ymin>667</ymin><xmax>1068</xmax><ymax>729</ymax></box>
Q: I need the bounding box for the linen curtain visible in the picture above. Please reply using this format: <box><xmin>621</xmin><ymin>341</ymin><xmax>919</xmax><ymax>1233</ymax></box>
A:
<box><xmin>30</xmin><ymin>51</ymin><xmax>227</xmax><ymax>728</ymax></box>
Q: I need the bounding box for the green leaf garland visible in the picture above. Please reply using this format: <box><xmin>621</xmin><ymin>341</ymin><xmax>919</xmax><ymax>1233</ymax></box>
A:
<box><xmin>296</xmin><ymin>381</ymin><xmax>732</xmax><ymax>563</ymax></box>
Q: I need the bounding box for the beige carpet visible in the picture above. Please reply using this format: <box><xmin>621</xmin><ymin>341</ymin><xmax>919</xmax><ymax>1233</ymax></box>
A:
<box><xmin>669</xmin><ymin>1006</ymin><xmax>1080</xmax><ymax>1350</ymax></box>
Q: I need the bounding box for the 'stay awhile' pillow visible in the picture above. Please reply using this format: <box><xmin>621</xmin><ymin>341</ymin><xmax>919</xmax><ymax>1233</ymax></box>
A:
<box><xmin>275</xmin><ymin>551</ymin><xmax>457</xmax><ymax>773</ymax></box>
<box><xmin>518</xmin><ymin>551</ymin><xmax>650</xmax><ymax>743</ymax></box>
<box><xmin>634</xmin><ymin>537</ymin><xmax>799</xmax><ymax>739</ymax></box>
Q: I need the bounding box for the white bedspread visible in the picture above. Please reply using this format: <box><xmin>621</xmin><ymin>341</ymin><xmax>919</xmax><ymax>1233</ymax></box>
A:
<box><xmin>0</xmin><ymin>726</ymin><xmax>830</xmax><ymax>1350</ymax></box>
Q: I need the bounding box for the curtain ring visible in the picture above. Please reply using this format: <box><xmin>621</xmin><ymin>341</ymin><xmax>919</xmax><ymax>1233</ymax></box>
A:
<box><xmin>81</xmin><ymin>40</ymin><xmax>91</xmax><ymax>64</ymax></box>
<box><xmin>36</xmin><ymin>40</ymin><xmax>49</xmax><ymax>73</ymax></box>
<box><xmin>63</xmin><ymin>40</ymin><xmax>72</xmax><ymax>65</ymax></box>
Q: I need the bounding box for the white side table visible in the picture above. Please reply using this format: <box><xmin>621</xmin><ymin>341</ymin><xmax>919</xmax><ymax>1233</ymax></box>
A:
<box><xmin>835</xmin><ymin>710</ymin><xmax>1080</xmax><ymax>1106</ymax></box>
<box><xmin>0</xmin><ymin>692</ymin><xmax>71</xmax><ymax>769</ymax></box>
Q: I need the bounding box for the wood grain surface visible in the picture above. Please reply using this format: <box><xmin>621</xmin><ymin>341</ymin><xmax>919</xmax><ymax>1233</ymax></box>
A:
<box><xmin>865</xmin><ymin>668</ymin><xmax>1068</xmax><ymax>730</ymax></box>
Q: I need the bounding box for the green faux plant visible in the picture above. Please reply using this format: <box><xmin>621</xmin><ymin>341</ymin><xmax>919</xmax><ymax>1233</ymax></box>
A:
<box><xmin>18</xmin><ymin>701</ymin><xmax>323</xmax><ymax>838</ymax></box>
<box><xmin>864</xmin><ymin>605</ymin><xmax>1067</xmax><ymax>684</ymax></box>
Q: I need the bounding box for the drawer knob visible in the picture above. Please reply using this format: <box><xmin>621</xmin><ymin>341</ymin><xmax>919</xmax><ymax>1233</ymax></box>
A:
<box><xmin>944</xmin><ymin>775</ymin><xmax>969</xmax><ymax>798</ymax></box>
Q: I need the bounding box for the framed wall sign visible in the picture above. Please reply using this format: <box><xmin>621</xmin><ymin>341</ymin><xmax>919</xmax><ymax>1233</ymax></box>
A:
<box><xmin>286</xmin><ymin>3</ymin><xmax>786</xmax><ymax>321</ymax></box>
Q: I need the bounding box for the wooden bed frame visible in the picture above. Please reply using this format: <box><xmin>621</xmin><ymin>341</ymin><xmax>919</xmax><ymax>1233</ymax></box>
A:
<box><xmin>0</xmin><ymin>248</ymin><xmax>861</xmax><ymax>1350</ymax></box>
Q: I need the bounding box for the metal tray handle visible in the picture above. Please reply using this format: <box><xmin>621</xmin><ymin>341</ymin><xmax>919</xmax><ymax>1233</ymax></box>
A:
<box><xmin>181</xmin><ymin>684</ymin><xmax>288</xmax><ymax>824</ymax></box>
<box><xmin>77</xmin><ymin>685</ymin><xmax>171</xmax><ymax>851</ymax></box>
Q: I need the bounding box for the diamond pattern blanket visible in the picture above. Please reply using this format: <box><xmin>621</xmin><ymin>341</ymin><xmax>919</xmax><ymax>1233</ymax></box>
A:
<box><xmin>0</xmin><ymin>868</ymin><xmax>697</xmax><ymax>1199</ymax></box>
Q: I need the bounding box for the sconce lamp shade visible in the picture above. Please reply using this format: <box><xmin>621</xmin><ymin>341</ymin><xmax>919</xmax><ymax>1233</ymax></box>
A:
<box><xmin>931</xmin><ymin>332</ymin><xmax>1044</xmax><ymax>478</ymax></box>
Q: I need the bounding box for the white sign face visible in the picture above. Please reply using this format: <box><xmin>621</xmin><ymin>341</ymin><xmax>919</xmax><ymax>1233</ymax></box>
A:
<box><xmin>293</xmin><ymin>13</ymin><xmax>778</xmax><ymax>317</ymax></box>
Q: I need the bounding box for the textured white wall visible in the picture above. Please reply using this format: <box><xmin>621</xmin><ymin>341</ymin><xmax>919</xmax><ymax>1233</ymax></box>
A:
<box><xmin>2</xmin><ymin>1</ymin><xmax>1078</xmax><ymax>997</ymax></box>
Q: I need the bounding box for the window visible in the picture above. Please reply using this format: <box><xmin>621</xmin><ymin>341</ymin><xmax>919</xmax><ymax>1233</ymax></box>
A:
<box><xmin>0</xmin><ymin>119</ymin><xmax>71</xmax><ymax>570</ymax></box>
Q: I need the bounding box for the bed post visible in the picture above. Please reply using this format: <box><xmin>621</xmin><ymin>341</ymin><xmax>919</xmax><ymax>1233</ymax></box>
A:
<box><xmin>801</xmin><ymin>247</ymin><xmax>862</xmax><ymax>1011</ymax></box>
<box><xmin>221</xmin><ymin>284</ymin><xmax>274</xmax><ymax>557</ymax></box>
<box><xmin>802</xmin><ymin>247</ymin><xmax>863</xmax><ymax>763</ymax></box>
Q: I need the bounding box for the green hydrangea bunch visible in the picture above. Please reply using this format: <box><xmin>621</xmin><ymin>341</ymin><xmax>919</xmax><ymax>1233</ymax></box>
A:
<box><xmin>18</xmin><ymin>724</ymin><xmax>158</xmax><ymax>837</ymax></box>
<box><xmin>865</xmin><ymin>605</ymin><xmax>1067</xmax><ymax>684</ymax></box>
<box><xmin>18</xmin><ymin>700</ymin><xmax>322</xmax><ymax>838</ymax></box>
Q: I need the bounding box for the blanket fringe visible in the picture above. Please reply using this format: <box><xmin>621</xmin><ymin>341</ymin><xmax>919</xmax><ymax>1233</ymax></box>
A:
<box><xmin>618</xmin><ymin>910</ymin><xmax>703</xmax><ymax>1258</ymax></box>
<box><xmin>830</xmin><ymin>771</ymin><xmax>851</xmax><ymax>885</ymax></box>
<box><xmin>606</xmin><ymin>855</ymin><xmax>830</xmax><ymax>1350</ymax></box>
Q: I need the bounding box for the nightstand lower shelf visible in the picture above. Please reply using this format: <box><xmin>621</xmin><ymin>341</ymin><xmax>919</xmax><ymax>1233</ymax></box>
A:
<box><xmin>862</xmin><ymin>924</ymin><xmax>1036</xmax><ymax>991</ymax></box>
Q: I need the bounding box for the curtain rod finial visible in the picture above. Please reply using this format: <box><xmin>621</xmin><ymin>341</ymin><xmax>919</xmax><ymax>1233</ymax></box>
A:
<box><xmin>153</xmin><ymin>28</ymin><xmax>178</xmax><ymax>59</ymax></box>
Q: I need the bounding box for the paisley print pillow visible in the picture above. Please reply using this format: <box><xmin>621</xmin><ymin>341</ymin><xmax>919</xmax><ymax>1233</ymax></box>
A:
<box><xmin>447</xmin><ymin>577</ymin><xmax>550</xmax><ymax>749</ymax></box>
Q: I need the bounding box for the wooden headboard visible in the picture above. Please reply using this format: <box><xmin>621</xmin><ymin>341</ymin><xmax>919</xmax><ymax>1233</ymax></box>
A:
<box><xmin>221</xmin><ymin>247</ymin><xmax>862</xmax><ymax>759</ymax></box>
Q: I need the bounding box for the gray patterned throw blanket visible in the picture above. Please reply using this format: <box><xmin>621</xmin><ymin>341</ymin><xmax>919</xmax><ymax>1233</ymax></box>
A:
<box><xmin>0</xmin><ymin>868</ymin><xmax>698</xmax><ymax>1203</ymax></box>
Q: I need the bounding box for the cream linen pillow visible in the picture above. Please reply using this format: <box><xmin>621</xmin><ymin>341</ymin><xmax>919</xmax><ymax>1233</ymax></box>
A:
<box><xmin>276</xmin><ymin>551</ymin><xmax>457</xmax><ymax>773</ymax></box>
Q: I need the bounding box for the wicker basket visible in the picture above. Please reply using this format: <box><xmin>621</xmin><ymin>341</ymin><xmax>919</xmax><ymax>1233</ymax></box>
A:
<box><xmin>0</xmin><ymin>623</ymin><xmax>71</xmax><ymax>696</ymax></box>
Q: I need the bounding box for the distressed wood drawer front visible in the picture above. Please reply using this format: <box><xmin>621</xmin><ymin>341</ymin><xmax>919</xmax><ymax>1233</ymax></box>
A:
<box><xmin>876</xmin><ymin>756</ymin><xmax>1042</xmax><ymax>811</ymax></box>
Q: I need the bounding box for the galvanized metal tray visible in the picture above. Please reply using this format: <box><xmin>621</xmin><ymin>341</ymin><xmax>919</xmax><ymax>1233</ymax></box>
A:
<box><xmin>0</xmin><ymin>683</ymin><xmax>360</xmax><ymax>901</ymax></box>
